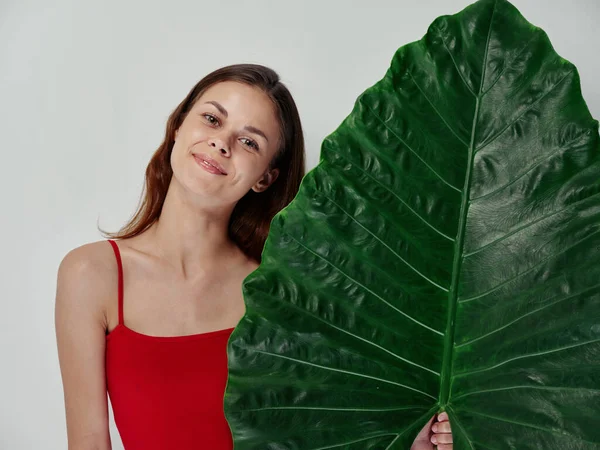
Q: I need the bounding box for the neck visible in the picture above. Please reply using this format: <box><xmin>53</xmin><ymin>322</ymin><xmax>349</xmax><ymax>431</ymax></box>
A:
<box><xmin>144</xmin><ymin>178</ymin><xmax>243</xmax><ymax>278</ymax></box>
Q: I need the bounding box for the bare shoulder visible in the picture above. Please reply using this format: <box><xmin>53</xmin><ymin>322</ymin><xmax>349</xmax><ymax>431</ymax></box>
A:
<box><xmin>57</xmin><ymin>240</ymin><xmax>116</xmax><ymax>286</ymax></box>
<box><xmin>55</xmin><ymin>241</ymin><xmax>116</xmax><ymax>447</ymax></box>
<box><xmin>56</xmin><ymin>240</ymin><xmax>117</xmax><ymax>320</ymax></box>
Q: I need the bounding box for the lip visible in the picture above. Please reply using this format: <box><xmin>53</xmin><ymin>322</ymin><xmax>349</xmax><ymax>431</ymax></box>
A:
<box><xmin>192</xmin><ymin>153</ymin><xmax>228</xmax><ymax>175</ymax></box>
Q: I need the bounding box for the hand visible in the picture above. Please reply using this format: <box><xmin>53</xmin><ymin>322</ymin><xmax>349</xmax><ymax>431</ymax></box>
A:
<box><xmin>410</xmin><ymin>412</ymin><xmax>453</xmax><ymax>450</ymax></box>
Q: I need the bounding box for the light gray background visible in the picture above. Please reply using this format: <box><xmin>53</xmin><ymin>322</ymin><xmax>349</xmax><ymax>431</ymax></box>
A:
<box><xmin>1</xmin><ymin>0</ymin><xmax>598</xmax><ymax>448</ymax></box>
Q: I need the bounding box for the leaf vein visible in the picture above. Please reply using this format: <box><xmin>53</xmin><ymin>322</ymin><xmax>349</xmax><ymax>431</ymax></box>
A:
<box><xmin>470</xmin><ymin>127</ymin><xmax>594</xmax><ymax>203</ymax></box>
<box><xmin>245</xmin><ymin>406</ymin><xmax>428</xmax><ymax>413</ymax></box>
<box><xmin>481</xmin><ymin>32</ymin><xmax>540</xmax><ymax>97</ymax></box>
<box><xmin>281</xmin><ymin>231</ymin><xmax>445</xmax><ymax>336</ymax></box>
<box><xmin>432</xmin><ymin>27</ymin><xmax>477</xmax><ymax>97</ymax></box>
<box><xmin>383</xmin><ymin>434</ymin><xmax>401</xmax><ymax>450</ymax></box>
<box><xmin>474</xmin><ymin>69</ymin><xmax>574</xmax><ymax>154</ymax></box>
<box><xmin>452</xmin><ymin>385</ymin><xmax>600</xmax><ymax>402</ymax></box>
<box><xmin>459</xmin><ymin>408</ymin><xmax>600</xmax><ymax>444</ymax></box>
<box><xmin>407</xmin><ymin>70</ymin><xmax>469</xmax><ymax>147</ymax></box>
<box><xmin>325</xmin><ymin>149</ymin><xmax>455</xmax><ymax>241</ymax></box>
<box><xmin>455</xmin><ymin>280</ymin><xmax>600</xmax><ymax>348</ymax></box>
<box><xmin>447</xmin><ymin>406</ymin><xmax>475</xmax><ymax>450</ymax></box>
<box><xmin>464</xmin><ymin>190</ymin><xmax>600</xmax><ymax>258</ymax></box>
<box><xmin>247</xmin><ymin>348</ymin><xmax>437</xmax><ymax>400</ymax></box>
<box><xmin>286</xmin><ymin>234</ymin><xmax>444</xmax><ymax>376</ymax></box>
<box><xmin>459</xmin><ymin>228</ymin><xmax>600</xmax><ymax>303</ymax></box>
<box><xmin>364</xmin><ymin>103</ymin><xmax>462</xmax><ymax>193</ymax></box>
<box><xmin>316</xmin><ymin>193</ymin><xmax>449</xmax><ymax>292</ymax></box>
<box><xmin>454</xmin><ymin>338</ymin><xmax>600</xmax><ymax>379</ymax></box>
<box><xmin>251</xmin><ymin>286</ymin><xmax>442</xmax><ymax>373</ymax></box>
<box><xmin>310</xmin><ymin>434</ymin><xmax>399</xmax><ymax>450</ymax></box>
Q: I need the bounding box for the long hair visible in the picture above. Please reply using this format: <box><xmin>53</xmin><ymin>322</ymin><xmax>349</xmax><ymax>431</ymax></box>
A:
<box><xmin>100</xmin><ymin>64</ymin><xmax>305</xmax><ymax>262</ymax></box>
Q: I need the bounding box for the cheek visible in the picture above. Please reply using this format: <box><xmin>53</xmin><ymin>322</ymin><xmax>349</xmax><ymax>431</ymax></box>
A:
<box><xmin>171</xmin><ymin>130</ymin><xmax>205</xmax><ymax>171</ymax></box>
<box><xmin>171</xmin><ymin>139</ymin><xmax>186</xmax><ymax>167</ymax></box>
<box><xmin>170</xmin><ymin>137</ymin><xmax>195</xmax><ymax>177</ymax></box>
<box><xmin>234</xmin><ymin>155</ymin><xmax>268</xmax><ymax>181</ymax></box>
<box><xmin>176</xmin><ymin>123</ymin><xmax>208</xmax><ymax>150</ymax></box>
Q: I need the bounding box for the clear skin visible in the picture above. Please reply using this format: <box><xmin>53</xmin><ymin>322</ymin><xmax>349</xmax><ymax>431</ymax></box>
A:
<box><xmin>55</xmin><ymin>81</ymin><xmax>452</xmax><ymax>449</ymax></box>
<box><xmin>413</xmin><ymin>412</ymin><xmax>453</xmax><ymax>450</ymax></box>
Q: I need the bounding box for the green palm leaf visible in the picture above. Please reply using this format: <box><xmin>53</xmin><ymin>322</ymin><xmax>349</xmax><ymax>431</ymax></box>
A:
<box><xmin>224</xmin><ymin>0</ymin><xmax>600</xmax><ymax>448</ymax></box>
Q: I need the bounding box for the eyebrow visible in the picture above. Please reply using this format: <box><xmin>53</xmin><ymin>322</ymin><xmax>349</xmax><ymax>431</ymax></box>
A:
<box><xmin>204</xmin><ymin>101</ymin><xmax>228</xmax><ymax>118</ymax></box>
<box><xmin>244</xmin><ymin>125</ymin><xmax>269</xmax><ymax>143</ymax></box>
<box><xmin>204</xmin><ymin>100</ymin><xmax>269</xmax><ymax>143</ymax></box>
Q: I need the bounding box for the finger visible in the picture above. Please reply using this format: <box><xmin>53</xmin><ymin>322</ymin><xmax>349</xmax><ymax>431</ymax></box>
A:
<box><xmin>432</xmin><ymin>421</ymin><xmax>452</xmax><ymax>433</ymax></box>
<box><xmin>437</xmin><ymin>444</ymin><xmax>453</xmax><ymax>450</ymax></box>
<box><xmin>437</xmin><ymin>411</ymin><xmax>449</xmax><ymax>422</ymax></box>
<box><xmin>414</xmin><ymin>414</ymin><xmax>436</xmax><ymax>442</ymax></box>
<box><xmin>431</xmin><ymin>432</ymin><xmax>453</xmax><ymax>445</ymax></box>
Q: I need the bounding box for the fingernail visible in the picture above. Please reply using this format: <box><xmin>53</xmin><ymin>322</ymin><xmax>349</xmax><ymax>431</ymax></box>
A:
<box><xmin>432</xmin><ymin>424</ymin><xmax>438</xmax><ymax>432</ymax></box>
<box><xmin>431</xmin><ymin>436</ymin><xmax>438</xmax><ymax>444</ymax></box>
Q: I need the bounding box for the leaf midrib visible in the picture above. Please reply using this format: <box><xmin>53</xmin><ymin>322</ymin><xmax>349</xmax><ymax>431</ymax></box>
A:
<box><xmin>439</xmin><ymin>0</ymin><xmax>498</xmax><ymax>407</ymax></box>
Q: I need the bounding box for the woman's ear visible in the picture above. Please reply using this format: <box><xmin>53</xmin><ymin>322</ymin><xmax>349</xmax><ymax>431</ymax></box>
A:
<box><xmin>252</xmin><ymin>168</ymin><xmax>280</xmax><ymax>193</ymax></box>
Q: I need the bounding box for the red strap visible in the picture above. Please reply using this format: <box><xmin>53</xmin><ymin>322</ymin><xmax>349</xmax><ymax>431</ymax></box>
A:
<box><xmin>107</xmin><ymin>240</ymin><xmax>124</xmax><ymax>326</ymax></box>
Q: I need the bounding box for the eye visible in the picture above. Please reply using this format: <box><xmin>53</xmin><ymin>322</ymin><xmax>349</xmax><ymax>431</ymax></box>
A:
<box><xmin>240</xmin><ymin>137</ymin><xmax>259</xmax><ymax>151</ymax></box>
<box><xmin>202</xmin><ymin>113</ymin><xmax>220</xmax><ymax>127</ymax></box>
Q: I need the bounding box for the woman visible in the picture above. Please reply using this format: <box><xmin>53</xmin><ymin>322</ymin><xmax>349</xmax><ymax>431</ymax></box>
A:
<box><xmin>55</xmin><ymin>64</ymin><xmax>453</xmax><ymax>449</ymax></box>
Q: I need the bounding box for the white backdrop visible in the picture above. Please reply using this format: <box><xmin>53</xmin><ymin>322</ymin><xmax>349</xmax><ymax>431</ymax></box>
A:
<box><xmin>1</xmin><ymin>0</ymin><xmax>598</xmax><ymax>448</ymax></box>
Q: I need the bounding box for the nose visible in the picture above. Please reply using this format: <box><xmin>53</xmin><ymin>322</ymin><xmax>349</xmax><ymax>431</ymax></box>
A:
<box><xmin>208</xmin><ymin>137</ymin><xmax>230</xmax><ymax>157</ymax></box>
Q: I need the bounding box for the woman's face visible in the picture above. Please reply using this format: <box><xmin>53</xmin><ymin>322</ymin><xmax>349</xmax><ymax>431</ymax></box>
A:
<box><xmin>170</xmin><ymin>81</ymin><xmax>281</xmax><ymax>207</ymax></box>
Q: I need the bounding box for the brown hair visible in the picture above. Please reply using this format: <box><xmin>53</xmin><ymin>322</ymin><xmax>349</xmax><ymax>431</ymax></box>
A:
<box><xmin>100</xmin><ymin>64</ymin><xmax>306</xmax><ymax>262</ymax></box>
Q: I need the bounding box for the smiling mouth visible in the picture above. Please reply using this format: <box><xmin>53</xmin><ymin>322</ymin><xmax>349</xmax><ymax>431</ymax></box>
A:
<box><xmin>192</xmin><ymin>153</ymin><xmax>227</xmax><ymax>175</ymax></box>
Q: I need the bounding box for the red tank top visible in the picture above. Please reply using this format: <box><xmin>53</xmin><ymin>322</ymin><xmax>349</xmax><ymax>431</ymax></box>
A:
<box><xmin>105</xmin><ymin>239</ymin><xmax>235</xmax><ymax>450</ymax></box>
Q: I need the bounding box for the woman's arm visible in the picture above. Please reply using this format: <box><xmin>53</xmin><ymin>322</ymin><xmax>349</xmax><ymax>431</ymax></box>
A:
<box><xmin>55</xmin><ymin>245</ymin><xmax>113</xmax><ymax>450</ymax></box>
